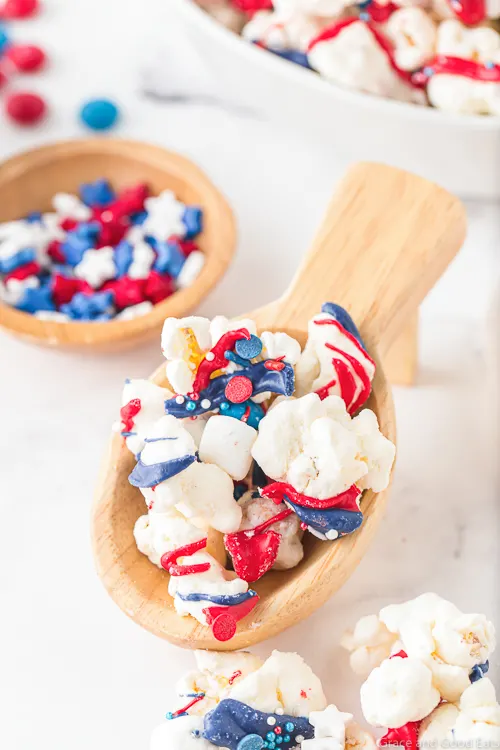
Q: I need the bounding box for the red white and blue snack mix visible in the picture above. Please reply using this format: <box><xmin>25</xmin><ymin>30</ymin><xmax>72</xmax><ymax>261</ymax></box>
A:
<box><xmin>150</xmin><ymin>649</ymin><xmax>377</xmax><ymax>750</ymax></box>
<box><xmin>117</xmin><ymin>304</ymin><xmax>395</xmax><ymax>640</ymax></box>
<box><xmin>0</xmin><ymin>180</ymin><xmax>205</xmax><ymax>321</ymax></box>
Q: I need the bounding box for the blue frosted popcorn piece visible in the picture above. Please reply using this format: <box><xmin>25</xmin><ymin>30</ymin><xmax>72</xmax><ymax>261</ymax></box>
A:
<box><xmin>321</xmin><ymin>302</ymin><xmax>366</xmax><ymax>350</ymax></box>
<box><xmin>0</xmin><ymin>248</ymin><xmax>36</xmax><ymax>274</ymax></box>
<box><xmin>470</xmin><ymin>661</ymin><xmax>489</xmax><ymax>683</ymax></box>
<box><xmin>129</xmin><ymin>453</ymin><xmax>196</xmax><ymax>488</ymax></box>
<box><xmin>285</xmin><ymin>497</ymin><xmax>363</xmax><ymax>539</ymax></box>
<box><xmin>114</xmin><ymin>240</ymin><xmax>134</xmax><ymax>277</ymax></box>
<box><xmin>154</xmin><ymin>240</ymin><xmax>186</xmax><ymax>278</ymax></box>
<box><xmin>203</xmin><ymin>700</ymin><xmax>313</xmax><ymax>750</ymax></box>
<box><xmin>15</xmin><ymin>285</ymin><xmax>55</xmax><ymax>314</ymax></box>
<box><xmin>267</xmin><ymin>47</ymin><xmax>311</xmax><ymax>69</ymax></box>
<box><xmin>80</xmin><ymin>179</ymin><xmax>116</xmax><ymax>208</ymax></box>
<box><xmin>177</xmin><ymin>590</ymin><xmax>257</xmax><ymax>607</ymax></box>
<box><xmin>182</xmin><ymin>206</ymin><xmax>203</xmax><ymax>239</ymax></box>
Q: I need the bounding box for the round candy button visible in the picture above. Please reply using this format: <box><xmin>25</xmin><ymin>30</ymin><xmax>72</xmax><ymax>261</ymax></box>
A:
<box><xmin>80</xmin><ymin>98</ymin><xmax>119</xmax><ymax>131</ymax></box>
<box><xmin>225</xmin><ymin>375</ymin><xmax>253</xmax><ymax>404</ymax></box>
<box><xmin>211</xmin><ymin>612</ymin><xmax>237</xmax><ymax>642</ymax></box>
<box><xmin>5</xmin><ymin>92</ymin><xmax>47</xmax><ymax>125</ymax></box>
<box><xmin>6</xmin><ymin>44</ymin><xmax>46</xmax><ymax>72</ymax></box>
<box><xmin>2</xmin><ymin>0</ymin><xmax>39</xmax><ymax>19</ymax></box>
<box><xmin>237</xmin><ymin>735</ymin><xmax>265</xmax><ymax>750</ymax></box>
<box><xmin>235</xmin><ymin>334</ymin><xmax>263</xmax><ymax>360</ymax></box>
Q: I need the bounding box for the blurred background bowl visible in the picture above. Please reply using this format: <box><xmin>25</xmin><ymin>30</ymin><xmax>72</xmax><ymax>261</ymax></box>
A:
<box><xmin>171</xmin><ymin>0</ymin><xmax>500</xmax><ymax>200</ymax></box>
<box><xmin>0</xmin><ymin>138</ymin><xmax>236</xmax><ymax>350</ymax></box>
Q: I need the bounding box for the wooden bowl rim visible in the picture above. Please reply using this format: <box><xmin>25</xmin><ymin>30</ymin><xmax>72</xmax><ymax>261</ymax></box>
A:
<box><xmin>0</xmin><ymin>138</ymin><xmax>236</xmax><ymax>349</ymax></box>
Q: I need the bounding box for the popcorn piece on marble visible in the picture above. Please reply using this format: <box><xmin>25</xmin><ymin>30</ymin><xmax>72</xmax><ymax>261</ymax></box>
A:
<box><xmin>237</xmin><ymin>489</ymin><xmax>304</xmax><ymax>570</ymax></box>
<box><xmin>177</xmin><ymin>250</ymin><xmax>205</xmax><ymax>289</ymax></box>
<box><xmin>252</xmin><ymin>393</ymin><xmax>395</xmax><ymax>499</ymax></box>
<box><xmin>307</xmin><ymin>20</ymin><xmax>426</xmax><ymax>104</ymax></box>
<box><xmin>243</xmin><ymin>10</ymin><xmax>325</xmax><ymax>51</ymax></box>
<box><xmin>341</xmin><ymin>614</ymin><xmax>400</xmax><ymax>677</ymax></box>
<box><xmin>427</xmin><ymin>20</ymin><xmax>500</xmax><ymax>115</ymax></box>
<box><xmin>175</xmin><ymin>649</ymin><xmax>263</xmax><ymax>716</ymax></box>
<box><xmin>198</xmin><ymin>415</ymin><xmax>258</xmax><ymax>481</ymax></box>
<box><xmin>150</xmin><ymin>714</ymin><xmax>212</xmax><ymax>750</ymax></box>
<box><xmin>74</xmin><ymin>246</ymin><xmax>116</xmax><ymax>288</ymax></box>
<box><xmin>52</xmin><ymin>192</ymin><xmax>92</xmax><ymax>221</ymax></box>
<box><xmin>385</xmin><ymin>7</ymin><xmax>436</xmax><ymax>71</ymax></box>
<box><xmin>143</xmin><ymin>190</ymin><xmax>186</xmax><ymax>241</ymax></box>
<box><xmin>360</xmin><ymin>654</ymin><xmax>441</xmax><ymax>727</ymax></box>
<box><xmin>118</xmin><ymin>379</ymin><xmax>171</xmax><ymax>456</ymax></box>
<box><xmin>229</xmin><ymin>650</ymin><xmax>327</xmax><ymax>716</ymax></box>
<box><xmin>168</xmin><ymin>550</ymin><xmax>250</xmax><ymax>624</ymax></box>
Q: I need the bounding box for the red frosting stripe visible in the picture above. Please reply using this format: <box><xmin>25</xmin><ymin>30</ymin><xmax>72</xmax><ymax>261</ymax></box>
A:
<box><xmin>413</xmin><ymin>55</ymin><xmax>500</xmax><ymax>85</ymax></box>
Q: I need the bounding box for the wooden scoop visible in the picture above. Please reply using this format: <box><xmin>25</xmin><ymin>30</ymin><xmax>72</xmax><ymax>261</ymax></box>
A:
<box><xmin>92</xmin><ymin>163</ymin><xmax>466</xmax><ymax>650</ymax></box>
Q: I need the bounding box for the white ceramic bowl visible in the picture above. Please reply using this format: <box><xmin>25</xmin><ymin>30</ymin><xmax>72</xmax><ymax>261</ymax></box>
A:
<box><xmin>171</xmin><ymin>0</ymin><xmax>500</xmax><ymax>199</ymax></box>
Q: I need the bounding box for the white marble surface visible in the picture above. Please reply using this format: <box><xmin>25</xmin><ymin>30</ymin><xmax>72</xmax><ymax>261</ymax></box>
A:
<box><xmin>1</xmin><ymin>2</ymin><xmax>499</xmax><ymax>749</ymax></box>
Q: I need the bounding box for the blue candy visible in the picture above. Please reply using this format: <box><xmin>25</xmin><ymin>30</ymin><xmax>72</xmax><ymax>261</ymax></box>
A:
<box><xmin>60</xmin><ymin>290</ymin><xmax>114</xmax><ymax>320</ymax></box>
<box><xmin>15</xmin><ymin>286</ymin><xmax>55</xmax><ymax>314</ymax></box>
<box><xmin>470</xmin><ymin>661</ymin><xmax>489</xmax><ymax>683</ymax></box>
<box><xmin>0</xmin><ymin>24</ymin><xmax>10</xmax><ymax>54</ymax></box>
<box><xmin>80</xmin><ymin>179</ymin><xmax>115</xmax><ymax>208</ymax></box>
<box><xmin>182</xmin><ymin>206</ymin><xmax>203</xmax><ymax>239</ymax></box>
<box><xmin>203</xmin><ymin>700</ymin><xmax>313</xmax><ymax>750</ymax></box>
<box><xmin>238</xmin><ymin>735</ymin><xmax>264</xmax><ymax>750</ymax></box>
<box><xmin>130</xmin><ymin>211</ymin><xmax>148</xmax><ymax>225</ymax></box>
<box><xmin>25</xmin><ymin>212</ymin><xmax>42</xmax><ymax>224</ymax></box>
<box><xmin>219</xmin><ymin>400</ymin><xmax>264</xmax><ymax>430</ymax></box>
<box><xmin>0</xmin><ymin>248</ymin><xmax>36</xmax><ymax>274</ymax></box>
<box><xmin>114</xmin><ymin>240</ymin><xmax>134</xmax><ymax>276</ymax></box>
<box><xmin>80</xmin><ymin>98</ymin><xmax>120</xmax><ymax>131</ymax></box>
<box><xmin>267</xmin><ymin>47</ymin><xmax>311</xmax><ymax>69</ymax></box>
<box><xmin>235</xmin><ymin>335</ymin><xmax>263</xmax><ymax>361</ymax></box>
<box><xmin>61</xmin><ymin>222</ymin><xmax>100</xmax><ymax>266</ymax></box>
<box><xmin>154</xmin><ymin>240</ymin><xmax>186</xmax><ymax>278</ymax></box>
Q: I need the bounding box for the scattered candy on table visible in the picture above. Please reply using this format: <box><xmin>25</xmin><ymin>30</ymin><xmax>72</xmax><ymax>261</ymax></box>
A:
<box><xmin>198</xmin><ymin>0</ymin><xmax>500</xmax><ymax>115</ymax></box>
<box><xmin>79</xmin><ymin>97</ymin><xmax>120</xmax><ymax>131</ymax></box>
<box><xmin>0</xmin><ymin>179</ymin><xmax>205</xmax><ymax>321</ymax></box>
<box><xmin>117</xmin><ymin>303</ymin><xmax>395</xmax><ymax>640</ymax></box>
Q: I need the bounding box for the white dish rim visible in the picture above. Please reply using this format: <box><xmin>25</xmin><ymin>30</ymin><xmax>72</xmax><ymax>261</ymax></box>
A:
<box><xmin>172</xmin><ymin>0</ymin><xmax>500</xmax><ymax>132</ymax></box>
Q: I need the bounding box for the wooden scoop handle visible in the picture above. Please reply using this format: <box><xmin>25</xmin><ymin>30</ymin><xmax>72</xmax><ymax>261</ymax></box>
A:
<box><xmin>251</xmin><ymin>163</ymin><xmax>466</xmax><ymax>347</ymax></box>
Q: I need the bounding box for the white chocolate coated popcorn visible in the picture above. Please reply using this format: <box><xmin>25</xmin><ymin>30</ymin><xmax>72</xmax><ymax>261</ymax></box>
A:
<box><xmin>252</xmin><ymin>393</ymin><xmax>395</xmax><ymax>498</ymax></box>
<box><xmin>229</xmin><ymin>650</ymin><xmax>328</xmax><ymax>716</ymax></box>
<box><xmin>261</xmin><ymin>330</ymin><xmax>302</xmax><ymax>365</ymax></box>
<box><xmin>454</xmin><ymin>678</ymin><xmax>500</xmax><ymax>745</ymax></box>
<box><xmin>134</xmin><ymin>509</ymin><xmax>206</xmax><ymax>567</ymax></box>
<box><xmin>360</xmin><ymin>655</ymin><xmax>441</xmax><ymax>727</ymax></box>
<box><xmin>118</xmin><ymin>379</ymin><xmax>171</xmax><ymax>456</ymax></box>
<box><xmin>176</xmin><ymin>650</ymin><xmax>263</xmax><ymax>715</ymax></box>
<box><xmin>418</xmin><ymin>702</ymin><xmax>460</xmax><ymax>747</ymax></box>
<box><xmin>274</xmin><ymin>0</ymin><xmax>358</xmax><ymax>17</ymax></box>
<box><xmin>237</xmin><ymin>490</ymin><xmax>304</xmax><ymax>570</ymax></box>
<box><xmin>243</xmin><ymin>10</ymin><xmax>324</xmax><ymax>51</ymax></box>
<box><xmin>198</xmin><ymin>415</ymin><xmax>258</xmax><ymax>481</ymax></box>
<box><xmin>169</xmin><ymin>551</ymin><xmax>249</xmax><ymax>624</ymax></box>
<box><xmin>385</xmin><ymin>8</ymin><xmax>436</xmax><ymax>71</ymax></box>
<box><xmin>341</xmin><ymin>614</ymin><xmax>399</xmax><ymax>677</ymax></box>
<box><xmin>307</xmin><ymin>21</ymin><xmax>425</xmax><ymax>103</ymax></box>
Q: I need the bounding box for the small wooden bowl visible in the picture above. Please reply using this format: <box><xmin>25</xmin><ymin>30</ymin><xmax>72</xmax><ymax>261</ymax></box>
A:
<box><xmin>92</xmin><ymin>163</ymin><xmax>466</xmax><ymax>650</ymax></box>
<box><xmin>0</xmin><ymin>139</ymin><xmax>236</xmax><ymax>350</ymax></box>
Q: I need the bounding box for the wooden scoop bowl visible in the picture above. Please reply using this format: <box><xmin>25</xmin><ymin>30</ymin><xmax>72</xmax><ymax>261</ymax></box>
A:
<box><xmin>92</xmin><ymin>163</ymin><xmax>466</xmax><ymax>650</ymax></box>
<box><xmin>0</xmin><ymin>139</ymin><xmax>235</xmax><ymax>350</ymax></box>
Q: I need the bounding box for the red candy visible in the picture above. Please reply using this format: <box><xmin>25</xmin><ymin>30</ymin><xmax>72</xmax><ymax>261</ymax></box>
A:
<box><xmin>92</xmin><ymin>212</ymin><xmax>128</xmax><ymax>248</ymax></box>
<box><xmin>1</xmin><ymin>0</ymin><xmax>39</xmax><ymax>18</ymax></box>
<box><xmin>178</xmin><ymin>239</ymin><xmax>199</xmax><ymax>257</ymax></box>
<box><xmin>59</xmin><ymin>218</ymin><xmax>78</xmax><ymax>232</ymax></box>
<box><xmin>4</xmin><ymin>261</ymin><xmax>40</xmax><ymax>281</ymax></box>
<box><xmin>144</xmin><ymin>270</ymin><xmax>174</xmax><ymax>305</ymax></box>
<box><xmin>120</xmin><ymin>398</ymin><xmax>141</xmax><ymax>433</ymax></box>
<box><xmin>0</xmin><ymin>71</ymin><xmax>8</xmax><ymax>89</ymax></box>
<box><xmin>224</xmin><ymin>508</ymin><xmax>293</xmax><ymax>582</ymax></box>
<box><xmin>51</xmin><ymin>274</ymin><xmax>92</xmax><ymax>306</ymax></box>
<box><xmin>5</xmin><ymin>44</ymin><xmax>46</xmax><ymax>72</ymax></box>
<box><xmin>46</xmin><ymin>240</ymin><xmax>65</xmax><ymax>264</ymax></box>
<box><xmin>230</xmin><ymin>0</ymin><xmax>272</xmax><ymax>14</ymax></box>
<box><xmin>225</xmin><ymin>375</ymin><xmax>254</xmax><ymax>404</ymax></box>
<box><xmin>5</xmin><ymin>91</ymin><xmax>47</xmax><ymax>125</ymax></box>
<box><xmin>103</xmin><ymin>276</ymin><xmax>146</xmax><ymax>310</ymax></box>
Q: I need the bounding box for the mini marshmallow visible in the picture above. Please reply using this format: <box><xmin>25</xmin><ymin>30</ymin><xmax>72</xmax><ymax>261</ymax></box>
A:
<box><xmin>74</xmin><ymin>246</ymin><xmax>116</xmax><ymax>288</ymax></box>
<box><xmin>341</xmin><ymin>614</ymin><xmax>399</xmax><ymax>677</ymax></box>
<box><xmin>252</xmin><ymin>394</ymin><xmax>395</xmax><ymax>499</ymax></box>
<box><xmin>229</xmin><ymin>650</ymin><xmax>327</xmax><ymax>716</ymax></box>
<box><xmin>307</xmin><ymin>21</ymin><xmax>425</xmax><ymax>104</ymax></box>
<box><xmin>128</xmin><ymin>239</ymin><xmax>155</xmax><ymax>280</ymax></box>
<box><xmin>134</xmin><ymin>509</ymin><xmax>206</xmax><ymax>567</ymax></box>
<box><xmin>143</xmin><ymin>190</ymin><xmax>186</xmax><ymax>241</ymax></box>
<box><xmin>147</xmin><ymin>459</ymin><xmax>242</xmax><ymax>534</ymax></box>
<box><xmin>238</xmin><ymin>490</ymin><xmax>304</xmax><ymax>570</ymax></box>
<box><xmin>418</xmin><ymin>703</ymin><xmax>460</xmax><ymax>747</ymax></box>
<box><xmin>385</xmin><ymin>7</ymin><xmax>436</xmax><ymax>71</ymax></box>
<box><xmin>118</xmin><ymin>381</ymin><xmax>172</xmax><ymax>455</ymax></box>
<box><xmin>169</xmin><ymin>550</ymin><xmax>249</xmax><ymax>624</ymax></box>
<box><xmin>52</xmin><ymin>192</ymin><xmax>92</xmax><ymax>221</ymax></box>
<box><xmin>177</xmin><ymin>250</ymin><xmax>205</xmax><ymax>289</ymax></box>
<box><xmin>454</xmin><ymin>678</ymin><xmax>500</xmax><ymax>745</ymax></box>
<box><xmin>198</xmin><ymin>415</ymin><xmax>257</xmax><ymax>481</ymax></box>
<box><xmin>360</xmin><ymin>655</ymin><xmax>440</xmax><ymax>727</ymax></box>
<box><xmin>176</xmin><ymin>650</ymin><xmax>263</xmax><ymax>715</ymax></box>
<box><xmin>243</xmin><ymin>10</ymin><xmax>324</xmax><ymax>51</ymax></box>
<box><xmin>301</xmin><ymin>705</ymin><xmax>354</xmax><ymax>750</ymax></box>
<box><xmin>261</xmin><ymin>330</ymin><xmax>302</xmax><ymax>365</ymax></box>
<box><xmin>150</xmin><ymin>714</ymin><xmax>212</xmax><ymax>750</ymax></box>
<box><xmin>210</xmin><ymin>315</ymin><xmax>257</xmax><ymax>346</ymax></box>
